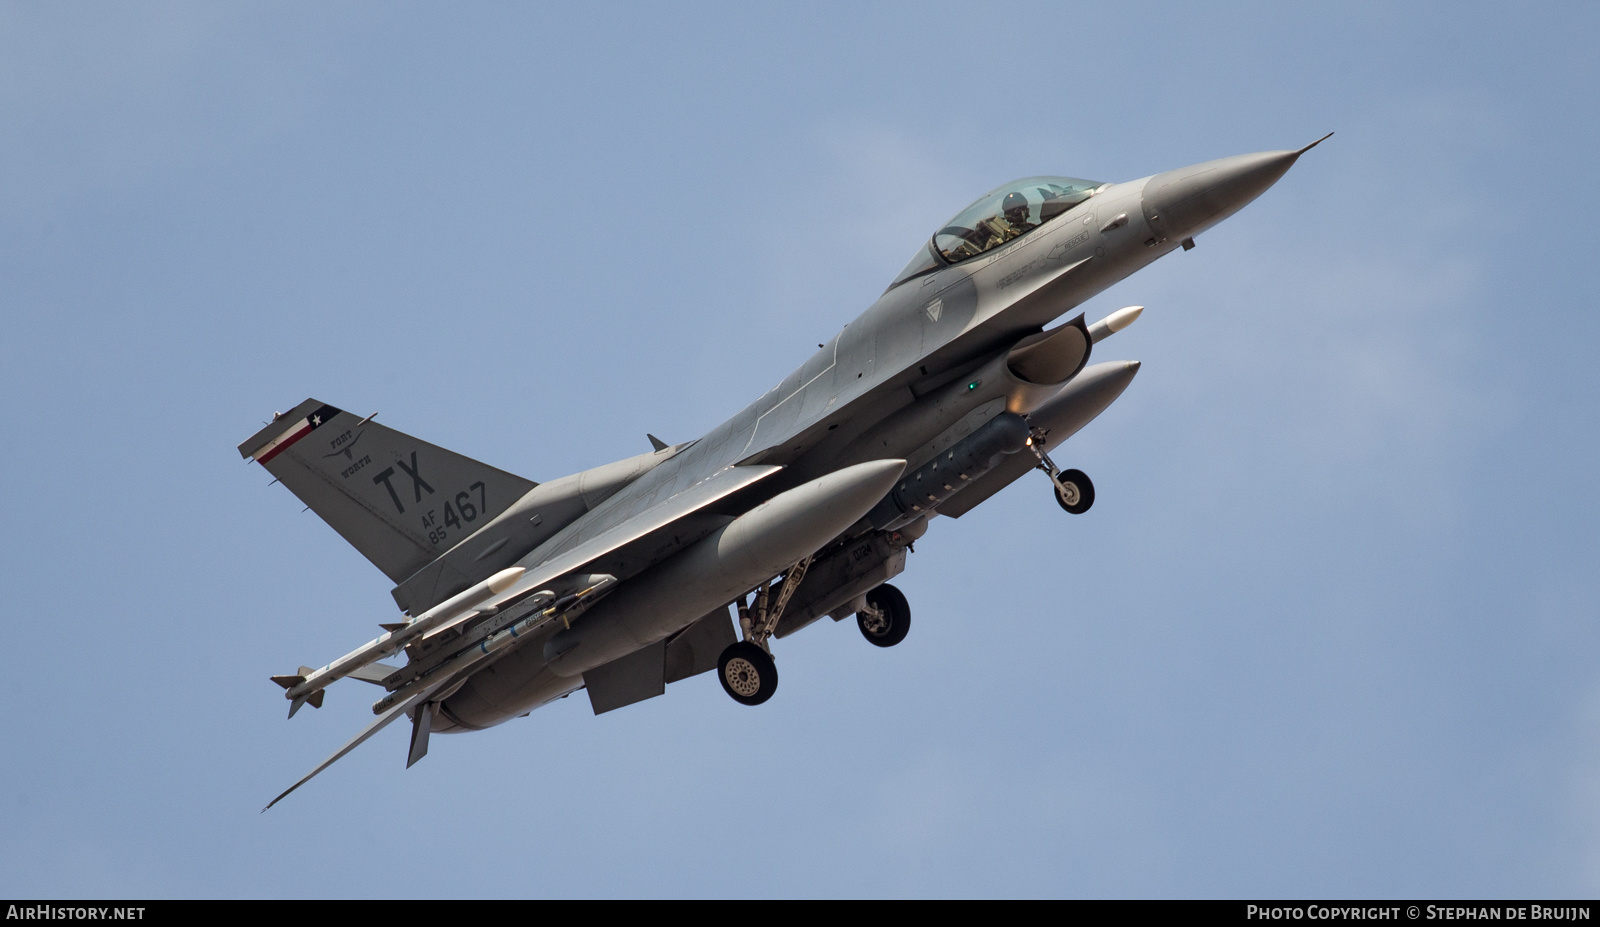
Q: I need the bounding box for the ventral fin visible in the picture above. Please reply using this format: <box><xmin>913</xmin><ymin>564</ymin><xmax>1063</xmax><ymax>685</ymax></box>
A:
<box><xmin>407</xmin><ymin>702</ymin><xmax>434</xmax><ymax>768</ymax></box>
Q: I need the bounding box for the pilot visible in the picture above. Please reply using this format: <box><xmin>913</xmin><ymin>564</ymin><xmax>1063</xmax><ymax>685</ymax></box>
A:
<box><xmin>999</xmin><ymin>191</ymin><xmax>1036</xmax><ymax>235</ymax></box>
<box><xmin>973</xmin><ymin>191</ymin><xmax>1037</xmax><ymax>251</ymax></box>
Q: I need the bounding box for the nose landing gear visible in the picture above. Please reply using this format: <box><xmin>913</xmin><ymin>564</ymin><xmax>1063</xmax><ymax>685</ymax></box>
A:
<box><xmin>1026</xmin><ymin>425</ymin><xmax>1094</xmax><ymax>514</ymax></box>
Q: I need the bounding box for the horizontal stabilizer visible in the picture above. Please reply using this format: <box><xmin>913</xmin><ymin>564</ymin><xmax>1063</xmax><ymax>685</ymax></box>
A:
<box><xmin>269</xmin><ymin>466</ymin><xmax>784</xmax><ymax>804</ymax></box>
<box><xmin>265</xmin><ymin>673</ymin><xmax>454</xmax><ymax>811</ymax></box>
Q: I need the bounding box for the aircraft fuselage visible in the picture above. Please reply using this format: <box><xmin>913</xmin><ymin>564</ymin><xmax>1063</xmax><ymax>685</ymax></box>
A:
<box><xmin>432</xmin><ymin>146</ymin><xmax>1312</xmax><ymax>730</ymax></box>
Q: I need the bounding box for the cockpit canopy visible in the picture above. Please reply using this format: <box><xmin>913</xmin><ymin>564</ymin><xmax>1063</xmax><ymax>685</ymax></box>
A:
<box><xmin>888</xmin><ymin>176</ymin><xmax>1104</xmax><ymax>291</ymax></box>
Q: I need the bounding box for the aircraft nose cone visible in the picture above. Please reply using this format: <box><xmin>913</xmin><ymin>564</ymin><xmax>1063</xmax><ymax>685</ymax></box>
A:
<box><xmin>1140</xmin><ymin>148</ymin><xmax>1303</xmax><ymax>244</ymax></box>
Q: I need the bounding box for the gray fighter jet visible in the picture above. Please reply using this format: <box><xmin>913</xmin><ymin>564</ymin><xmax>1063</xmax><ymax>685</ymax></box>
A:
<box><xmin>244</xmin><ymin>138</ymin><xmax>1326</xmax><ymax>808</ymax></box>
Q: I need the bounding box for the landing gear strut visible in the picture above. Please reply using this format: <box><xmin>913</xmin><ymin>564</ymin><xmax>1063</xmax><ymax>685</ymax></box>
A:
<box><xmin>717</xmin><ymin>556</ymin><xmax>812</xmax><ymax>706</ymax></box>
<box><xmin>856</xmin><ymin>583</ymin><xmax>911</xmax><ymax>648</ymax></box>
<box><xmin>1026</xmin><ymin>426</ymin><xmax>1094</xmax><ymax>514</ymax></box>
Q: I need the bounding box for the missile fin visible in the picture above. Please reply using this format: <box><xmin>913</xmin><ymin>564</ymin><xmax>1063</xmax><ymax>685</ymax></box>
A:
<box><xmin>307</xmin><ymin>690</ymin><xmax>325</xmax><ymax>710</ymax></box>
<box><xmin>288</xmin><ymin>695</ymin><xmax>308</xmax><ymax>719</ymax></box>
<box><xmin>270</xmin><ymin>674</ymin><xmax>305</xmax><ymax>691</ymax></box>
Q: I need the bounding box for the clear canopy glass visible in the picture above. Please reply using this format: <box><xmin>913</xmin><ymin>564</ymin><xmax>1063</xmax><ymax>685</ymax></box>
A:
<box><xmin>933</xmin><ymin>176</ymin><xmax>1102</xmax><ymax>265</ymax></box>
<box><xmin>886</xmin><ymin>176</ymin><xmax>1104</xmax><ymax>292</ymax></box>
<box><xmin>888</xmin><ymin>242</ymin><xmax>942</xmax><ymax>289</ymax></box>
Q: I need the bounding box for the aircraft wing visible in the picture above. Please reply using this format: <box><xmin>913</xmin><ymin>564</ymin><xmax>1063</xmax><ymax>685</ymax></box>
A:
<box><xmin>266</xmin><ymin>462</ymin><xmax>784</xmax><ymax>807</ymax></box>
<box><xmin>485</xmin><ymin>462</ymin><xmax>783</xmax><ymax>607</ymax></box>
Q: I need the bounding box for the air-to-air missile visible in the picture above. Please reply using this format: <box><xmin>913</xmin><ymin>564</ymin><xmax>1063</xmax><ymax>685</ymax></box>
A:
<box><xmin>270</xmin><ymin>566</ymin><xmax>529</xmax><ymax>716</ymax></box>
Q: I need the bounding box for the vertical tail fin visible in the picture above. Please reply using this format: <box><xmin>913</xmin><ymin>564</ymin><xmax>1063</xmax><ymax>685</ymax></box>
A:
<box><xmin>239</xmin><ymin>400</ymin><xmax>537</xmax><ymax>585</ymax></box>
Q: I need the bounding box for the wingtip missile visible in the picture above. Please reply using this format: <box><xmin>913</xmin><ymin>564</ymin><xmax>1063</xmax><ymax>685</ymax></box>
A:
<box><xmin>278</xmin><ymin>566</ymin><xmax>528</xmax><ymax>712</ymax></box>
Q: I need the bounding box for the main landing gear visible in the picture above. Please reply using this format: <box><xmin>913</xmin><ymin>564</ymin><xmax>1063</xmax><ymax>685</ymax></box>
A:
<box><xmin>1025</xmin><ymin>425</ymin><xmax>1094</xmax><ymax>515</ymax></box>
<box><xmin>718</xmin><ymin>641</ymin><xmax>777</xmax><ymax>706</ymax></box>
<box><xmin>715</xmin><ymin>561</ymin><xmax>921</xmax><ymax>703</ymax></box>
<box><xmin>717</xmin><ymin>555</ymin><xmax>811</xmax><ymax>706</ymax></box>
<box><xmin>856</xmin><ymin>582</ymin><xmax>910</xmax><ymax>648</ymax></box>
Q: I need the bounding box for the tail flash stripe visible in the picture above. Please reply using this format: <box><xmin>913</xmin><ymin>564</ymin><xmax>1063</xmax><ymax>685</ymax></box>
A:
<box><xmin>253</xmin><ymin>419</ymin><xmax>311</xmax><ymax>464</ymax></box>
<box><xmin>252</xmin><ymin>405</ymin><xmax>342</xmax><ymax>464</ymax></box>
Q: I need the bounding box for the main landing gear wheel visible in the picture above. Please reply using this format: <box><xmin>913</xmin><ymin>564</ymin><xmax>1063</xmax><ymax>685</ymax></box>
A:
<box><xmin>857</xmin><ymin>583</ymin><xmax>911</xmax><ymax>648</ymax></box>
<box><xmin>1054</xmin><ymin>468</ymin><xmax>1095</xmax><ymax>515</ymax></box>
<box><xmin>718</xmin><ymin>641</ymin><xmax>778</xmax><ymax>706</ymax></box>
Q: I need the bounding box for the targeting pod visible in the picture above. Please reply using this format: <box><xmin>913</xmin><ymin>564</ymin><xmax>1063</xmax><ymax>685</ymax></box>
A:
<box><xmin>863</xmin><ymin>411</ymin><xmax>1031</xmax><ymax>531</ymax></box>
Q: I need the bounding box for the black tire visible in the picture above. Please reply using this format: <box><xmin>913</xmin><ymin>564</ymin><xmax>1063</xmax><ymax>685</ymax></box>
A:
<box><xmin>858</xmin><ymin>582</ymin><xmax>911</xmax><ymax>648</ymax></box>
<box><xmin>717</xmin><ymin>641</ymin><xmax>778</xmax><ymax>706</ymax></box>
<box><xmin>1054</xmin><ymin>468</ymin><xmax>1095</xmax><ymax>514</ymax></box>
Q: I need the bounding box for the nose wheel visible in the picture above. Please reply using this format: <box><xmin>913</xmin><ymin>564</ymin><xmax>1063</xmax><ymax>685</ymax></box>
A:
<box><xmin>1053</xmin><ymin>468</ymin><xmax>1094</xmax><ymax>514</ymax></box>
<box><xmin>856</xmin><ymin>582</ymin><xmax>911</xmax><ymax>648</ymax></box>
<box><xmin>1026</xmin><ymin>424</ymin><xmax>1094</xmax><ymax>515</ymax></box>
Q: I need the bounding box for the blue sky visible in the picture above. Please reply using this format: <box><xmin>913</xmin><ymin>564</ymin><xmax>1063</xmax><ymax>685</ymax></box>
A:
<box><xmin>1</xmin><ymin>2</ymin><xmax>1597</xmax><ymax>898</ymax></box>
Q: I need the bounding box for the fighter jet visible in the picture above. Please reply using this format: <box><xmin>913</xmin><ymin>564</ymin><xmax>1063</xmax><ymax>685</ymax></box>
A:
<box><xmin>243</xmin><ymin>138</ymin><xmax>1327</xmax><ymax>808</ymax></box>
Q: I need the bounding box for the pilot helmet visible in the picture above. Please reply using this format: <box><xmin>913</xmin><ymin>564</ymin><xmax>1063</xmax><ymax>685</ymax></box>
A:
<box><xmin>1001</xmin><ymin>191</ymin><xmax>1030</xmax><ymax>223</ymax></box>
